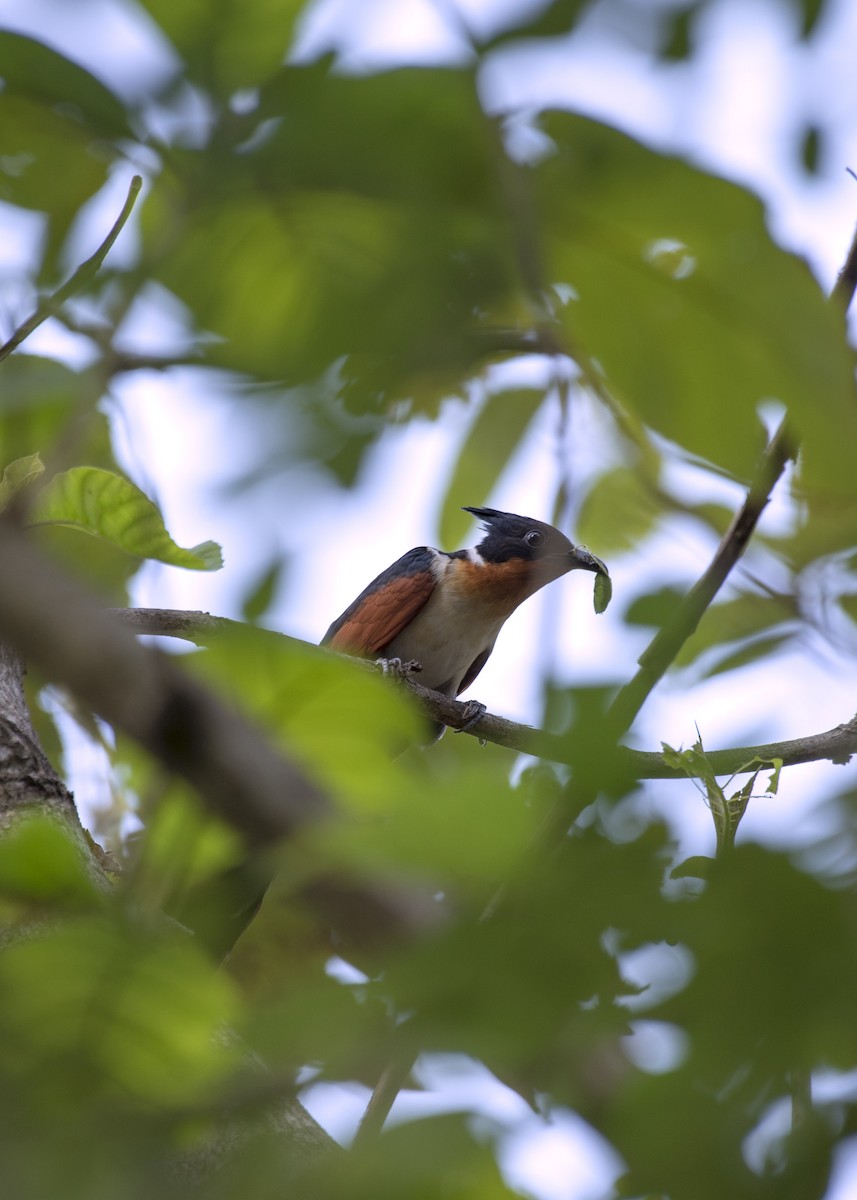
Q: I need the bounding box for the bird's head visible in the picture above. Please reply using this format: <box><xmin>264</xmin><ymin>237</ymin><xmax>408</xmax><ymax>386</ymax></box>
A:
<box><xmin>463</xmin><ymin>506</ymin><xmax>608</xmax><ymax>588</ymax></box>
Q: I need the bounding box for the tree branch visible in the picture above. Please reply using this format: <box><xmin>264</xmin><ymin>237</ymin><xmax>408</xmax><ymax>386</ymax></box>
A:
<box><xmin>399</xmin><ymin>675</ymin><xmax>857</xmax><ymax>778</ymax></box>
<box><xmin>606</xmin><ymin>422</ymin><xmax>796</xmax><ymax>736</ymax></box>
<box><xmin>0</xmin><ymin>643</ymin><xmax>79</xmax><ymax>824</ymax></box>
<box><xmin>104</xmin><ymin>608</ymin><xmax>857</xmax><ymax>778</ymax></box>
<box><xmin>103</xmin><ymin>607</ymin><xmax>240</xmax><ymax>645</ymax></box>
<box><xmin>0</xmin><ymin>175</ymin><xmax>142</xmax><ymax>364</ymax></box>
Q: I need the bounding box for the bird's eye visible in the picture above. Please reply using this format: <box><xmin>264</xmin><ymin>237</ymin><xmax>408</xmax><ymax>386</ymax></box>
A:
<box><xmin>524</xmin><ymin>529</ymin><xmax>544</xmax><ymax>548</ymax></box>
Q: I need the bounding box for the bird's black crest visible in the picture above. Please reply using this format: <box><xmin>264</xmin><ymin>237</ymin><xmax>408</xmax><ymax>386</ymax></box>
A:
<box><xmin>462</xmin><ymin>506</ymin><xmax>573</xmax><ymax>564</ymax></box>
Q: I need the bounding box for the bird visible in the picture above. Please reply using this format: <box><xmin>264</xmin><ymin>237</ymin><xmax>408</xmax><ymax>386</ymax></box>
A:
<box><xmin>321</xmin><ymin>506</ymin><xmax>608</xmax><ymax>732</ymax></box>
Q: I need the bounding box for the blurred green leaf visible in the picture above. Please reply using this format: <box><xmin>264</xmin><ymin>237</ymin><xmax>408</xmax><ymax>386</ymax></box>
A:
<box><xmin>536</xmin><ymin>113</ymin><xmax>857</xmax><ymax>498</ymax></box>
<box><xmin>30</xmin><ymin>467</ymin><xmax>223</xmax><ymax>569</ymax></box>
<box><xmin>0</xmin><ymin>33</ymin><xmax>127</xmax><ymax>266</ymax></box>
<box><xmin>0</xmin><ymin>816</ymin><xmax>101</xmax><ymax>907</ymax></box>
<box><xmin>0</xmin><ymin>452</ymin><xmax>44</xmax><ymax>510</ymax></box>
<box><xmin>701</xmin><ymin>630</ymin><xmax>792</xmax><ymax>677</ymax></box>
<box><xmin>318</xmin><ymin>753</ymin><xmax>540</xmax><ymax>900</ymax></box>
<box><xmin>147</xmin><ymin>65</ymin><xmax>520</xmax><ymax>395</ymax></box>
<box><xmin>797</xmin><ymin>0</ymin><xmax>829</xmax><ymax>38</ymax></box>
<box><xmin>0</xmin><ymin>916</ymin><xmax>238</xmax><ymax>1104</ymax></box>
<box><xmin>0</xmin><ymin>32</ymin><xmax>131</xmax><ymax>139</ymax></box>
<box><xmin>839</xmin><ymin>593</ymin><xmax>857</xmax><ymax>625</ymax></box>
<box><xmin>799</xmin><ymin>123</ymin><xmax>823</xmax><ymax>175</ymax></box>
<box><xmin>439</xmin><ymin>388</ymin><xmax>544</xmax><ymax>547</ymax></box>
<box><xmin>687</xmin><ymin>500</ymin><xmax>739</xmax><ymax>537</ymax></box>
<box><xmin>576</xmin><ymin>464</ymin><xmax>663</xmax><ymax>554</ymax></box>
<box><xmin>187</xmin><ymin>626</ymin><xmax>424</xmax><ymax>810</ymax></box>
<box><xmin>241</xmin><ymin>555</ymin><xmax>287</xmax><ymax>622</ymax></box>
<box><xmin>624</xmin><ymin>585</ymin><xmax>686</xmax><ymax>628</ymax></box>
<box><xmin>142</xmin><ymin>0</ymin><xmax>308</xmax><ymax>94</ymax></box>
<box><xmin>660</xmin><ymin>6</ymin><xmax>695</xmax><ymax>59</ymax></box>
<box><xmin>0</xmin><ymin>356</ymin><xmax>111</xmax><ymax>466</ymax></box>
<box><xmin>386</xmin><ymin>819</ymin><xmax>668</xmax><ymax>1071</ymax></box>
<box><xmin>774</xmin><ymin>494</ymin><xmax>857</xmax><ymax>568</ymax></box>
<box><xmin>675</xmin><ymin>592</ymin><xmax>799</xmax><ymax>667</ymax></box>
<box><xmin>308</xmin><ymin>1114</ymin><xmax>521</xmax><ymax>1199</ymax></box>
<box><xmin>662</xmin><ymin>845</ymin><xmax>857</xmax><ymax>1078</ymax></box>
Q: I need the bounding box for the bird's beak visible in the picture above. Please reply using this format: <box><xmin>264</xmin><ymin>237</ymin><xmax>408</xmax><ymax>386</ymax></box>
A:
<box><xmin>569</xmin><ymin>546</ymin><xmax>609</xmax><ymax>576</ymax></box>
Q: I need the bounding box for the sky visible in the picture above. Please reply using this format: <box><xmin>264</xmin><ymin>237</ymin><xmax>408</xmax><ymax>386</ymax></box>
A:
<box><xmin>4</xmin><ymin>1</ymin><xmax>857</xmax><ymax>1196</ymax></box>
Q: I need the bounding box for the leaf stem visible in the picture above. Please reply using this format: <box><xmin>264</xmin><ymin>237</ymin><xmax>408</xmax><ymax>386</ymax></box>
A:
<box><xmin>0</xmin><ymin>174</ymin><xmax>143</xmax><ymax>364</ymax></box>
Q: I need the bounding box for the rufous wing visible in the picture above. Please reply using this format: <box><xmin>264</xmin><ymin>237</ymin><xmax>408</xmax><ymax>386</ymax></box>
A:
<box><xmin>322</xmin><ymin>547</ymin><xmax>437</xmax><ymax>657</ymax></box>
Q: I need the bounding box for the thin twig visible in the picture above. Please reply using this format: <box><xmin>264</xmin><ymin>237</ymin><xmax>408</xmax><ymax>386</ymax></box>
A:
<box><xmin>607</xmin><ymin>422</ymin><xmax>796</xmax><ymax>736</ymax></box>
<box><xmin>351</xmin><ymin>1050</ymin><xmax>416</xmax><ymax>1149</ymax></box>
<box><xmin>0</xmin><ymin>175</ymin><xmax>143</xmax><ymax>364</ymax></box>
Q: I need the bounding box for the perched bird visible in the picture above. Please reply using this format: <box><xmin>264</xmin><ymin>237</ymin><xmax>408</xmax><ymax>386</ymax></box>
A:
<box><xmin>322</xmin><ymin>506</ymin><xmax>608</xmax><ymax>729</ymax></box>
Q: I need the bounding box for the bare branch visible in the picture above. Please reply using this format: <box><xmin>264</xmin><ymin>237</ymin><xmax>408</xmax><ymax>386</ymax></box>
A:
<box><xmin>398</xmin><ymin>674</ymin><xmax>857</xmax><ymax>777</ymax></box>
<box><xmin>0</xmin><ymin>175</ymin><xmax>142</xmax><ymax>364</ymax></box>
<box><xmin>103</xmin><ymin>607</ymin><xmax>240</xmax><ymax>645</ymax></box>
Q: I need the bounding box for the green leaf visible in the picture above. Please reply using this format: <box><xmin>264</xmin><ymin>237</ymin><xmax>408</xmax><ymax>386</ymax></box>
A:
<box><xmin>0</xmin><ymin>356</ymin><xmax>112</xmax><ymax>466</ymax></box>
<box><xmin>799</xmin><ymin>124</ymin><xmax>823</xmax><ymax>175</ymax></box>
<box><xmin>676</xmin><ymin>593</ymin><xmax>799</xmax><ymax>668</ymax></box>
<box><xmin>0</xmin><ymin>816</ymin><xmax>101</xmax><ymax>906</ymax></box>
<box><xmin>661</xmin><ymin>845</ymin><xmax>857</xmax><ymax>1084</ymax></box>
<box><xmin>659</xmin><ymin>6</ymin><xmax>694</xmax><ymax>60</ymax></box>
<box><xmin>0</xmin><ymin>34</ymin><xmax>129</xmax><ymax>265</ymax></box>
<box><xmin>241</xmin><ymin>555</ymin><xmax>287</xmax><ymax>622</ymax></box>
<box><xmin>0</xmin><ymin>32</ymin><xmax>131</xmax><ymax>139</ymax></box>
<box><xmin>661</xmin><ymin>737</ymin><xmax>748</xmax><ymax>854</ymax></box>
<box><xmin>536</xmin><ymin>113</ymin><xmax>857</xmax><ymax>499</ymax></box>
<box><xmin>29</xmin><ymin>467</ymin><xmax>223</xmax><ymax>570</ymax></box>
<box><xmin>774</xmin><ymin>495</ymin><xmax>857</xmax><ymax>570</ymax></box>
<box><xmin>576</xmin><ymin>464</ymin><xmax>663</xmax><ymax>554</ymax></box>
<box><xmin>701</xmin><ymin>631</ymin><xmax>792</xmax><ymax>678</ymax></box>
<box><xmin>0</xmin><ymin>917</ymin><xmax>238</xmax><ymax>1104</ymax></box>
<box><xmin>796</xmin><ymin>0</ymin><xmax>827</xmax><ymax>38</ymax></box>
<box><xmin>142</xmin><ymin>0</ymin><xmax>308</xmax><ymax>94</ymax></box>
<box><xmin>625</xmin><ymin>585</ymin><xmax>685</xmax><ymax>629</ymax></box>
<box><xmin>189</xmin><ymin>626</ymin><xmax>425</xmax><ymax>811</ymax></box>
<box><xmin>439</xmin><ymin>388</ymin><xmax>545</xmax><ymax>548</ymax></box>
<box><xmin>148</xmin><ymin>65</ymin><xmax>519</xmax><ymax>395</ymax></box>
<box><xmin>0</xmin><ymin>453</ymin><xmax>44</xmax><ymax>511</ymax></box>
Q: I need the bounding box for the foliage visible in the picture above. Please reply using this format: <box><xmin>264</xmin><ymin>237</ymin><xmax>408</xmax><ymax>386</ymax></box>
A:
<box><xmin>0</xmin><ymin>1</ymin><xmax>856</xmax><ymax>1199</ymax></box>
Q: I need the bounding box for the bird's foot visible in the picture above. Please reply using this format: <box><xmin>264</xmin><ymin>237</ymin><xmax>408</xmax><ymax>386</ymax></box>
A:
<box><xmin>454</xmin><ymin>699</ymin><xmax>487</xmax><ymax>735</ymax></box>
<box><xmin>375</xmin><ymin>656</ymin><xmax>423</xmax><ymax>679</ymax></box>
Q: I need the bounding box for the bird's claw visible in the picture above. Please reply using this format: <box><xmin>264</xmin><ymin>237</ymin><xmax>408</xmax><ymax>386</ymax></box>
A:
<box><xmin>375</xmin><ymin>656</ymin><xmax>423</xmax><ymax>679</ymax></box>
<box><xmin>455</xmin><ymin>699</ymin><xmax>487</xmax><ymax>735</ymax></box>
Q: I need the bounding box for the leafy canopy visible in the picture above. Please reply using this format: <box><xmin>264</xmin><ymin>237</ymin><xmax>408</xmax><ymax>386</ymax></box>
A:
<box><xmin>0</xmin><ymin>1</ymin><xmax>855</xmax><ymax>1198</ymax></box>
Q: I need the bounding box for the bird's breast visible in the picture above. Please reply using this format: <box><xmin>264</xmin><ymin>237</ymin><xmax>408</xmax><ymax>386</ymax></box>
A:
<box><xmin>383</xmin><ymin>553</ymin><xmax>533</xmax><ymax>695</ymax></box>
